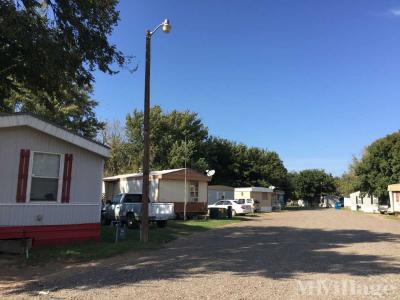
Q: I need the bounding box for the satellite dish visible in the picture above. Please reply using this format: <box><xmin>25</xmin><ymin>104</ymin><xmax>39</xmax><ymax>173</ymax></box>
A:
<box><xmin>206</xmin><ymin>169</ymin><xmax>216</xmax><ymax>177</ymax></box>
<box><xmin>269</xmin><ymin>185</ymin><xmax>276</xmax><ymax>190</ymax></box>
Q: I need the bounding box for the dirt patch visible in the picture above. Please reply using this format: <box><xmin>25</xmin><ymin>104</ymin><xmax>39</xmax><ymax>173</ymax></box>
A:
<box><xmin>2</xmin><ymin>210</ymin><xmax>400</xmax><ymax>299</ymax></box>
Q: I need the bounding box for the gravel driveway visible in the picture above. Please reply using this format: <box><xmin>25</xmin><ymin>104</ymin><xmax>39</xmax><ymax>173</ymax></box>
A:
<box><xmin>1</xmin><ymin>209</ymin><xmax>400</xmax><ymax>299</ymax></box>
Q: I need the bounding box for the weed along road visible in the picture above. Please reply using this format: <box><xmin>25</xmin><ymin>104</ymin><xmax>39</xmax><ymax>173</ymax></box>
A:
<box><xmin>2</xmin><ymin>210</ymin><xmax>400</xmax><ymax>299</ymax></box>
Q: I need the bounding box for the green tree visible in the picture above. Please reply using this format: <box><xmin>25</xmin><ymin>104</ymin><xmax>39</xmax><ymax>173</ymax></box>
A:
<box><xmin>7</xmin><ymin>83</ymin><xmax>104</xmax><ymax>138</ymax></box>
<box><xmin>169</xmin><ymin>140</ymin><xmax>208</xmax><ymax>171</ymax></box>
<box><xmin>102</xmin><ymin>121</ymin><xmax>132</xmax><ymax>176</ymax></box>
<box><xmin>201</xmin><ymin>137</ymin><xmax>237</xmax><ymax>185</ymax></box>
<box><xmin>334</xmin><ymin>157</ymin><xmax>359</xmax><ymax>197</ymax></box>
<box><xmin>354</xmin><ymin>131</ymin><xmax>400</xmax><ymax>200</ymax></box>
<box><xmin>202</xmin><ymin>137</ymin><xmax>288</xmax><ymax>189</ymax></box>
<box><xmin>125</xmin><ymin>106</ymin><xmax>209</xmax><ymax>172</ymax></box>
<box><xmin>1</xmin><ymin>0</ymin><xmax>129</xmax><ymax>137</ymax></box>
<box><xmin>292</xmin><ymin>169</ymin><xmax>336</xmax><ymax>205</ymax></box>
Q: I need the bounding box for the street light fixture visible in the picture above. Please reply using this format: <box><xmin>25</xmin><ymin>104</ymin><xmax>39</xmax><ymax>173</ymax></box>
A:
<box><xmin>141</xmin><ymin>19</ymin><xmax>171</xmax><ymax>242</ymax></box>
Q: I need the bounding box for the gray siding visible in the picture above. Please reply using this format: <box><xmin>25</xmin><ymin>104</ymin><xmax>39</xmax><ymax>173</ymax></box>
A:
<box><xmin>0</xmin><ymin>204</ymin><xmax>99</xmax><ymax>226</ymax></box>
<box><xmin>208</xmin><ymin>189</ymin><xmax>234</xmax><ymax>204</ymax></box>
<box><xmin>0</xmin><ymin>126</ymin><xmax>104</xmax><ymax>225</ymax></box>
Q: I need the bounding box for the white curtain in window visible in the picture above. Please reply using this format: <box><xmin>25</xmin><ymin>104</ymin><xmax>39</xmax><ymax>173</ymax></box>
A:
<box><xmin>32</xmin><ymin>153</ymin><xmax>60</xmax><ymax>178</ymax></box>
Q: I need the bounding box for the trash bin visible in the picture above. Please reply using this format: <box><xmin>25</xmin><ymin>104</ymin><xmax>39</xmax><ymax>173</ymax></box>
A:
<box><xmin>227</xmin><ymin>206</ymin><xmax>232</xmax><ymax>219</ymax></box>
<box><xmin>335</xmin><ymin>202</ymin><xmax>341</xmax><ymax>209</ymax></box>
<box><xmin>114</xmin><ymin>222</ymin><xmax>126</xmax><ymax>242</ymax></box>
<box><xmin>209</xmin><ymin>207</ymin><xmax>227</xmax><ymax>219</ymax></box>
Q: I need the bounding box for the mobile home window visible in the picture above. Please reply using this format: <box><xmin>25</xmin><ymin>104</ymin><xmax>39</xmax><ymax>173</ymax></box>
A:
<box><xmin>396</xmin><ymin>193</ymin><xmax>400</xmax><ymax>203</ymax></box>
<box><xmin>30</xmin><ymin>152</ymin><xmax>61</xmax><ymax>201</ymax></box>
<box><xmin>190</xmin><ymin>181</ymin><xmax>199</xmax><ymax>202</ymax></box>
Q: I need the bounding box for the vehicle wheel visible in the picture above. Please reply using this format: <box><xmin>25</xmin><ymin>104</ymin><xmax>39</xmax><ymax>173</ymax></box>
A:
<box><xmin>156</xmin><ymin>220</ymin><xmax>167</xmax><ymax>228</ymax></box>
<box><xmin>127</xmin><ymin>213</ymin><xmax>138</xmax><ymax>229</ymax></box>
<box><xmin>232</xmin><ymin>210</ymin><xmax>236</xmax><ymax>217</ymax></box>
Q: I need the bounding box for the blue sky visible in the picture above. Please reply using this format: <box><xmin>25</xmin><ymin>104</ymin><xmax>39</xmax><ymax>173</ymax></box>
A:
<box><xmin>93</xmin><ymin>0</ymin><xmax>400</xmax><ymax>176</ymax></box>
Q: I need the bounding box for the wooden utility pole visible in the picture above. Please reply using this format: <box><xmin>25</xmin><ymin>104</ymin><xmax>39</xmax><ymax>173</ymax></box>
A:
<box><xmin>140</xmin><ymin>30</ymin><xmax>151</xmax><ymax>242</ymax></box>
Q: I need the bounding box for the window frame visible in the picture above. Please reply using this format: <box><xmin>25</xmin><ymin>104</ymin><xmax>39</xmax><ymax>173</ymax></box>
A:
<box><xmin>189</xmin><ymin>181</ymin><xmax>199</xmax><ymax>202</ymax></box>
<box><xmin>26</xmin><ymin>151</ymin><xmax>64</xmax><ymax>203</ymax></box>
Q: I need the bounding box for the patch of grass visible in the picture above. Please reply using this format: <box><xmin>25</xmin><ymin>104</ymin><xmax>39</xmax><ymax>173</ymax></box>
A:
<box><xmin>27</xmin><ymin>218</ymin><xmax>243</xmax><ymax>264</ymax></box>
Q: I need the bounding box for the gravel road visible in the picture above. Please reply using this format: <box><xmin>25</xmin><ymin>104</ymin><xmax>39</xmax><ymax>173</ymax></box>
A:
<box><xmin>1</xmin><ymin>209</ymin><xmax>400</xmax><ymax>299</ymax></box>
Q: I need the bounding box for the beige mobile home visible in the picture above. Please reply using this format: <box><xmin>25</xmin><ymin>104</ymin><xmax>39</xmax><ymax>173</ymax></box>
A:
<box><xmin>0</xmin><ymin>113</ymin><xmax>109</xmax><ymax>246</ymax></box>
<box><xmin>388</xmin><ymin>184</ymin><xmax>400</xmax><ymax>213</ymax></box>
<box><xmin>234</xmin><ymin>187</ymin><xmax>274</xmax><ymax>212</ymax></box>
<box><xmin>103</xmin><ymin>168</ymin><xmax>211</xmax><ymax>218</ymax></box>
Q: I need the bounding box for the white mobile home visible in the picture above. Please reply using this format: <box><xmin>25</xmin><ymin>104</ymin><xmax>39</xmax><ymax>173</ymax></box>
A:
<box><xmin>207</xmin><ymin>185</ymin><xmax>234</xmax><ymax>204</ymax></box>
<box><xmin>0</xmin><ymin>114</ymin><xmax>109</xmax><ymax>246</ymax></box>
<box><xmin>388</xmin><ymin>184</ymin><xmax>400</xmax><ymax>213</ymax></box>
<box><xmin>349</xmin><ymin>191</ymin><xmax>379</xmax><ymax>213</ymax></box>
<box><xmin>234</xmin><ymin>187</ymin><xmax>274</xmax><ymax>212</ymax></box>
<box><xmin>343</xmin><ymin>197</ymin><xmax>351</xmax><ymax>208</ymax></box>
<box><xmin>103</xmin><ymin>168</ymin><xmax>211</xmax><ymax>218</ymax></box>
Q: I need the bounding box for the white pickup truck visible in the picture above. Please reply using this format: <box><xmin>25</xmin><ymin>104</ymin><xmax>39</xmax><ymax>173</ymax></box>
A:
<box><xmin>102</xmin><ymin>193</ymin><xmax>175</xmax><ymax>228</ymax></box>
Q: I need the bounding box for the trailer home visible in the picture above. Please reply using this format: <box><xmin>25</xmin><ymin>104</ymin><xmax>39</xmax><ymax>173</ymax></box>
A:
<box><xmin>388</xmin><ymin>184</ymin><xmax>400</xmax><ymax>213</ymax></box>
<box><xmin>207</xmin><ymin>185</ymin><xmax>234</xmax><ymax>204</ymax></box>
<box><xmin>103</xmin><ymin>168</ymin><xmax>211</xmax><ymax>218</ymax></box>
<box><xmin>349</xmin><ymin>191</ymin><xmax>379</xmax><ymax>213</ymax></box>
<box><xmin>0</xmin><ymin>114</ymin><xmax>109</xmax><ymax>246</ymax></box>
<box><xmin>234</xmin><ymin>187</ymin><xmax>274</xmax><ymax>212</ymax></box>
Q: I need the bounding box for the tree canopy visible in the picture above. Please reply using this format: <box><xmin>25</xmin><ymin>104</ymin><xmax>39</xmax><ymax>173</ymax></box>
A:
<box><xmin>290</xmin><ymin>169</ymin><xmax>336</xmax><ymax>204</ymax></box>
<box><xmin>1</xmin><ymin>0</ymin><xmax>128</xmax><ymax>137</ymax></box>
<box><xmin>353</xmin><ymin>131</ymin><xmax>400</xmax><ymax>200</ymax></box>
<box><xmin>104</xmin><ymin>106</ymin><xmax>289</xmax><ymax>192</ymax></box>
<box><xmin>125</xmin><ymin>106</ymin><xmax>209</xmax><ymax>172</ymax></box>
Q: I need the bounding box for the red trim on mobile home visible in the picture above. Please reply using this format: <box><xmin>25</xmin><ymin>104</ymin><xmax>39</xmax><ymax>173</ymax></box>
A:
<box><xmin>16</xmin><ymin>149</ymin><xmax>30</xmax><ymax>202</ymax></box>
<box><xmin>62</xmin><ymin>153</ymin><xmax>73</xmax><ymax>203</ymax></box>
<box><xmin>173</xmin><ymin>202</ymin><xmax>207</xmax><ymax>215</ymax></box>
<box><xmin>0</xmin><ymin>224</ymin><xmax>100</xmax><ymax>247</ymax></box>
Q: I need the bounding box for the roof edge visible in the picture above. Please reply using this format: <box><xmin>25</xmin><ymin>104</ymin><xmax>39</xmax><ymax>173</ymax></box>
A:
<box><xmin>0</xmin><ymin>113</ymin><xmax>109</xmax><ymax>158</ymax></box>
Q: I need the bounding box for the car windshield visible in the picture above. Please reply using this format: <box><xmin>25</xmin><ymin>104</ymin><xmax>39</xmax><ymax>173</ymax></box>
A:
<box><xmin>111</xmin><ymin>194</ymin><xmax>122</xmax><ymax>204</ymax></box>
<box><xmin>124</xmin><ymin>194</ymin><xmax>142</xmax><ymax>203</ymax></box>
<box><xmin>235</xmin><ymin>199</ymin><xmax>245</xmax><ymax>204</ymax></box>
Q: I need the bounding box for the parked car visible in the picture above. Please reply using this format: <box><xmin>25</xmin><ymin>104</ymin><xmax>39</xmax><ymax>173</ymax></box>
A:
<box><xmin>102</xmin><ymin>193</ymin><xmax>175</xmax><ymax>228</ymax></box>
<box><xmin>208</xmin><ymin>200</ymin><xmax>252</xmax><ymax>216</ymax></box>
<box><xmin>235</xmin><ymin>198</ymin><xmax>258</xmax><ymax>212</ymax></box>
<box><xmin>378</xmin><ymin>204</ymin><xmax>389</xmax><ymax>214</ymax></box>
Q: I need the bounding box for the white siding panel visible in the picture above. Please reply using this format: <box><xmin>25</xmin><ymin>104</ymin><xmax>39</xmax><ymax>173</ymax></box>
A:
<box><xmin>119</xmin><ymin>178</ymin><xmax>158</xmax><ymax>202</ymax></box>
<box><xmin>159</xmin><ymin>180</ymin><xmax>207</xmax><ymax>204</ymax></box>
<box><xmin>199</xmin><ymin>182</ymin><xmax>207</xmax><ymax>203</ymax></box>
<box><xmin>0</xmin><ymin>127</ymin><xmax>103</xmax><ymax>206</ymax></box>
<box><xmin>0</xmin><ymin>204</ymin><xmax>100</xmax><ymax>226</ymax></box>
<box><xmin>159</xmin><ymin>180</ymin><xmax>185</xmax><ymax>203</ymax></box>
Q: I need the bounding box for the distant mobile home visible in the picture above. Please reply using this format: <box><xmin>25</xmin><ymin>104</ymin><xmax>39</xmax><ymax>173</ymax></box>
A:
<box><xmin>388</xmin><ymin>184</ymin><xmax>400</xmax><ymax>213</ymax></box>
<box><xmin>272</xmin><ymin>190</ymin><xmax>285</xmax><ymax>210</ymax></box>
<box><xmin>349</xmin><ymin>191</ymin><xmax>379</xmax><ymax>213</ymax></box>
<box><xmin>207</xmin><ymin>185</ymin><xmax>234</xmax><ymax>204</ymax></box>
<box><xmin>0</xmin><ymin>114</ymin><xmax>109</xmax><ymax>246</ymax></box>
<box><xmin>103</xmin><ymin>168</ymin><xmax>211</xmax><ymax>218</ymax></box>
<box><xmin>234</xmin><ymin>187</ymin><xmax>274</xmax><ymax>212</ymax></box>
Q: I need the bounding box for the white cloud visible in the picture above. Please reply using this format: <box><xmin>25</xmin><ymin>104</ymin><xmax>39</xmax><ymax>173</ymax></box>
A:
<box><xmin>390</xmin><ymin>9</ymin><xmax>400</xmax><ymax>16</ymax></box>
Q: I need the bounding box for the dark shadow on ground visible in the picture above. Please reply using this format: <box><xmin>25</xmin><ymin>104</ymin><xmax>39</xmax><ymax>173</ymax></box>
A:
<box><xmin>4</xmin><ymin>225</ymin><xmax>400</xmax><ymax>296</ymax></box>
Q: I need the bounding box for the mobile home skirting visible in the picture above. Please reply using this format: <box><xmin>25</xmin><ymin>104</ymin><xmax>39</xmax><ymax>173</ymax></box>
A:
<box><xmin>0</xmin><ymin>223</ymin><xmax>100</xmax><ymax>247</ymax></box>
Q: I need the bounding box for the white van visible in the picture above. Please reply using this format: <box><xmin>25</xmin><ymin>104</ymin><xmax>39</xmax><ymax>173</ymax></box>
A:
<box><xmin>236</xmin><ymin>198</ymin><xmax>259</xmax><ymax>213</ymax></box>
